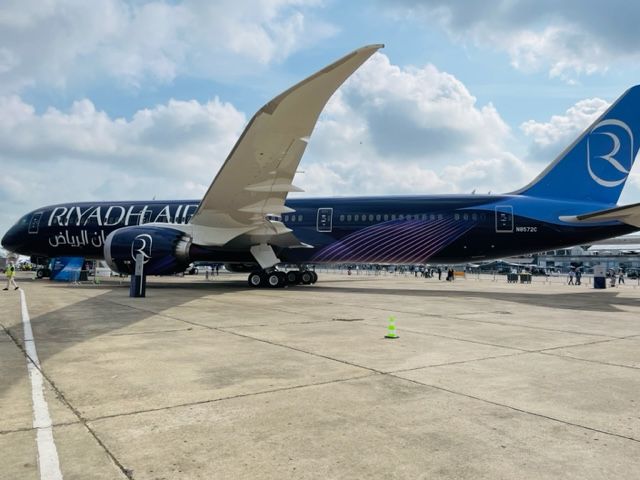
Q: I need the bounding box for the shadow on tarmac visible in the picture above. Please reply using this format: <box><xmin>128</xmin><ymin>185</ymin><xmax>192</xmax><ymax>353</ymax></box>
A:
<box><xmin>0</xmin><ymin>276</ymin><xmax>637</xmax><ymax>406</ymax></box>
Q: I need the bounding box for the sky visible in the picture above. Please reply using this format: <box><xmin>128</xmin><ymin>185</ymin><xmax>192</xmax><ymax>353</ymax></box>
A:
<box><xmin>2</xmin><ymin>0</ymin><xmax>640</xmax><ymax>245</ymax></box>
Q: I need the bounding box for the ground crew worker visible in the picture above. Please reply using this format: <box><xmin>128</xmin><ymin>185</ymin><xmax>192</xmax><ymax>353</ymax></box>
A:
<box><xmin>3</xmin><ymin>262</ymin><xmax>19</xmax><ymax>291</ymax></box>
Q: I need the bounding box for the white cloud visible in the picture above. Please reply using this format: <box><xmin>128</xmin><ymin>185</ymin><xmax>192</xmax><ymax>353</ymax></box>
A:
<box><xmin>388</xmin><ymin>1</ymin><xmax>640</xmax><ymax>81</ymax></box>
<box><xmin>0</xmin><ymin>0</ymin><xmax>336</xmax><ymax>92</ymax></box>
<box><xmin>0</xmin><ymin>95</ymin><xmax>246</xmax><ymax>235</ymax></box>
<box><xmin>295</xmin><ymin>53</ymin><xmax>531</xmax><ymax>197</ymax></box>
<box><xmin>0</xmin><ymin>52</ymin><xmax>535</xmax><ymax>237</ymax></box>
<box><xmin>520</xmin><ymin>97</ymin><xmax>609</xmax><ymax>156</ymax></box>
<box><xmin>520</xmin><ymin>95</ymin><xmax>640</xmax><ymax>204</ymax></box>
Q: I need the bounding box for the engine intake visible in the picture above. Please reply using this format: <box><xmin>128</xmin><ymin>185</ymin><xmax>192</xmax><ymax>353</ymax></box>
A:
<box><xmin>104</xmin><ymin>226</ymin><xmax>192</xmax><ymax>275</ymax></box>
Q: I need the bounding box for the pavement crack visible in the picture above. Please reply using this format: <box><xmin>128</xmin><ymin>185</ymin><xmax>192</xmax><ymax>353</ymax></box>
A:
<box><xmin>387</xmin><ymin>350</ymin><xmax>533</xmax><ymax>374</ymax></box>
<box><xmin>538</xmin><ymin>351</ymin><xmax>640</xmax><ymax>371</ymax></box>
<box><xmin>0</xmin><ymin>420</ymin><xmax>82</xmax><ymax>436</ymax></box>
<box><xmin>388</xmin><ymin>374</ymin><xmax>640</xmax><ymax>444</ymax></box>
<box><xmin>0</xmin><ymin>322</ymin><xmax>134</xmax><ymax>480</ymax></box>
<box><xmin>87</xmin><ymin>373</ymin><xmax>378</xmax><ymax>423</ymax></box>
<box><xmin>92</xmin><ymin>295</ymin><xmax>380</xmax><ymax>375</ymax></box>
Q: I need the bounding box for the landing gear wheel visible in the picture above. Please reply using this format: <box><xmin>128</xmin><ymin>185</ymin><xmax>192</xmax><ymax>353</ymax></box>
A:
<box><xmin>248</xmin><ymin>272</ymin><xmax>264</xmax><ymax>288</ymax></box>
<box><xmin>267</xmin><ymin>272</ymin><xmax>286</xmax><ymax>288</ymax></box>
<box><xmin>36</xmin><ymin>269</ymin><xmax>45</xmax><ymax>279</ymax></box>
<box><xmin>310</xmin><ymin>271</ymin><xmax>318</xmax><ymax>284</ymax></box>
<box><xmin>286</xmin><ymin>271</ymin><xmax>300</xmax><ymax>285</ymax></box>
<box><xmin>300</xmin><ymin>271</ymin><xmax>313</xmax><ymax>285</ymax></box>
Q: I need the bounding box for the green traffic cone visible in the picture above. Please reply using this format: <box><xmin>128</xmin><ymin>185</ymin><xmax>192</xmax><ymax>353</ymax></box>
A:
<box><xmin>385</xmin><ymin>316</ymin><xmax>398</xmax><ymax>339</ymax></box>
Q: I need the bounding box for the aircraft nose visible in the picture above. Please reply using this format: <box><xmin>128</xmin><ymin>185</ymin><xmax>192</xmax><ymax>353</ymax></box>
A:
<box><xmin>1</xmin><ymin>225</ymin><xmax>20</xmax><ymax>252</ymax></box>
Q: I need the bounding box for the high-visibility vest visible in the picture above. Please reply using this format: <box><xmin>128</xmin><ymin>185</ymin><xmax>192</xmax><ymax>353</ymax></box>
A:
<box><xmin>6</xmin><ymin>266</ymin><xmax>15</xmax><ymax>278</ymax></box>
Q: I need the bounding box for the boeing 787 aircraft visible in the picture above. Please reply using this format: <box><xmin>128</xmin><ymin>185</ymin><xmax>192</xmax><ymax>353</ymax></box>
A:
<box><xmin>3</xmin><ymin>44</ymin><xmax>640</xmax><ymax>287</ymax></box>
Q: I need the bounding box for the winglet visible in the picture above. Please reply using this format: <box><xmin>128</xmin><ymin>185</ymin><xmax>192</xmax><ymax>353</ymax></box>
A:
<box><xmin>191</xmin><ymin>44</ymin><xmax>383</xmax><ymax>233</ymax></box>
<box><xmin>261</xmin><ymin>44</ymin><xmax>384</xmax><ymax>115</ymax></box>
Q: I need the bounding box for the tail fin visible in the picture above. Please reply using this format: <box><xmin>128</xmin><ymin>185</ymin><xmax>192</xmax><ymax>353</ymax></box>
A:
<box><xmin>516</xmin><ymin>85</ymin><xmax>640</xmax><ymax>204</ymax></box>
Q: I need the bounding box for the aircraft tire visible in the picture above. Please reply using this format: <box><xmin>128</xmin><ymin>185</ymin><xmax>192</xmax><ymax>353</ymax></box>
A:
<box><xmin>300</xmin><ymin>271</ymin><xmax>313</xmax><ymax>285</ymax></box>
<box><xmin>267</xmin><ymin>272</ymin><xmax>284</xmax><ymax>288</ymax></box>
<box><xmin>36</xmin><ymin>269</ymin><xmax>45</xmax><ymax>279</ymax></box>
<box><xmin>286</xmin><ymin>271</ymin><xmax>300</xmax><ymax>285</ymax></box>
<box><xmin>248</xmin><ymin>272</ymin><xmax>264</xmax><ymax>288</ymax></box>
<box><xmin>310</xmin><ymin>271</ymin><xmax>318</xmax><ymax>284</ymax></box>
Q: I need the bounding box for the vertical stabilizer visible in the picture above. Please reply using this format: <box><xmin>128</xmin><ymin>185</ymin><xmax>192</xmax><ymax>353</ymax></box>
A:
<box><xmin>516</xmin><ymin>85</ymin><xmax>640</xmax><ymax>204</ymax></box>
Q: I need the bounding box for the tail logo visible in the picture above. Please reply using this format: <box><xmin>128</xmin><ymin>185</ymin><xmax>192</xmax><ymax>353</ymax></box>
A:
<box><xmin>131</xmin><ymin>233</ymin><xmax>152</xmax><ymax>263</ymax></box>
<box><xmin>587</xmin><ymin>119</ymin><xmax>633</xmax><ymax>188</ymax></box>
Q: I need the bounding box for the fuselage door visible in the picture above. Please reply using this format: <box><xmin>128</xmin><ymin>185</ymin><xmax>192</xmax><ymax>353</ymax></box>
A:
<box><xmin>28</xmin><ymin>212</ymin><xmax>43</xmax><ymax>234</ymax></box>
<box><xmin>495</xmin><ymin>206</ymin><xmax>514</xmax><ymax>233</ymax></box>
<box><xmin>316</xmin><ymin>208</ymin><xmax>333</xmax><ymax>232</ymax></box>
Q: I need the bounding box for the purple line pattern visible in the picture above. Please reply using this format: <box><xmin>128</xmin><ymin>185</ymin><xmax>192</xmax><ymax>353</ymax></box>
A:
<box><xmin>312</xmin><ymin>219</ymin><xmax>476</xmax><ymax>264</ymax></box>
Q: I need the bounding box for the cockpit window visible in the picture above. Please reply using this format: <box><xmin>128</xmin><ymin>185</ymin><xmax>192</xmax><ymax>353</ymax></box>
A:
<box><xmin>19</xmin><ymin>215</ymin><xmax>29</xmax><ymax>225</ymax></box>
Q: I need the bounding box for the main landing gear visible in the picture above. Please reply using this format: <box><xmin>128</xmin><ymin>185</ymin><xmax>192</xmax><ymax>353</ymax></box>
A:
<box><xmin>247</xmin><ymin>269</ymin><xmax>318</xmax><ymax>288</ymax></box>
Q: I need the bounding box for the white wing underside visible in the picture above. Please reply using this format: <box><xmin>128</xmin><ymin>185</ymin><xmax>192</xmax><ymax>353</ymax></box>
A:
<box><xmin>189</xmin><ymin>44</ymin><xmax>383</xmax><ymax>251</ymax></box>
<box><xmin>560</xmin><ymin>202</ymin><xmax>640</xmax><ymax>227</ymax></box>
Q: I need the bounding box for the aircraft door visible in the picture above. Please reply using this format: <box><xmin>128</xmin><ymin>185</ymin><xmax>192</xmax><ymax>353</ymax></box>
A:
<box><xmin>495</xmin><ymin>206</ymin><xmax>513</xmax><ymax>232</ymax></box>
<box><xmin>316</xmin><ymin>208</ymin><xmax>333</xmax><ymax>232</ymax></box>
<box><xmin>28</xmin><ymin>212</ymin><xmax>43</xmax><ymax>234</ymax></box>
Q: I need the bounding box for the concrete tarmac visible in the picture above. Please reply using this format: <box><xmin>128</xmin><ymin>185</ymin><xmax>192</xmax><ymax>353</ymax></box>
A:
<box><xmin>1</xmin><ymin>271</ymin><xmax>639</xmax><ymax>479</ymax></box>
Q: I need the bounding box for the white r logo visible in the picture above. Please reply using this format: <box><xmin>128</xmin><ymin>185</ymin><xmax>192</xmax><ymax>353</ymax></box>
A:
<box><xmin>131</xmin><ymin>234</ymin><xmax>152</xmax><ymax>263</ymax></box>
<box><xmin>587</xmin><ymin>119</ymin><xmax>633</xmax><ymax>188</ymax></box>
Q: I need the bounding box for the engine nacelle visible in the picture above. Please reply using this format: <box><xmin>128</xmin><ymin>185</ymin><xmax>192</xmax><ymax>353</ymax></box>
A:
<box><xmin>104</xmin><ymin>226</ymin><xmax>192</xmax><ymax>275</ymax></box>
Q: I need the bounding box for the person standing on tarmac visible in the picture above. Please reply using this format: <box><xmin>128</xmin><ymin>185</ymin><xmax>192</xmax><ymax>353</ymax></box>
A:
<box><xmin>3</xmin><ymin>261</ymin><xmax>19</xmax><ymax>291</ymax></box>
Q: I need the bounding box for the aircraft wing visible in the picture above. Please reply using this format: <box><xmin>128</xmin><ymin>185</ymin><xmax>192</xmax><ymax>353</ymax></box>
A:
<box><xmin>190</xmin><ymin>44</ymin><xmax>383</xmax><ymax>245</ymax></box>
<box><xmin>560</xmin><ymin>202</ymin><xmax>640</xmax><ymax>227</ymax></box>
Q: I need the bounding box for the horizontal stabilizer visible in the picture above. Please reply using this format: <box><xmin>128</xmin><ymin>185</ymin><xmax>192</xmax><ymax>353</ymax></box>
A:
<box><xmin>559</xmin><ymin>202</ymin><xmax>640</xmax><ymax>227</ymax></box>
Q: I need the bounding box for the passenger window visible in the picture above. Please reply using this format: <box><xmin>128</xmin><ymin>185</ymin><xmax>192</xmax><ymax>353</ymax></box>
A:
<box><xmin>399</xmin><ymin>214</ymin><xmax>404</xmax><ymax>220</ymax></box>
<box><xmin>430</xmin><ymin>214</ymin><xmax>435</xmax><ymax>221</ymax></box>
<box><xmin>284</xmin><ymin>215</ymin><xmax>289</xmax><ymax>222</ymax></box>
<box><xmin>454</xmin><ymin>214</ymin><xmax>460</xmax><ymax>221</ymax></box>
<box><xmin>347</xmin><ymin>214</ymin><xmax>352</xmax><ymax>221</ymax></box>
<box><xmin>297</xmin><ymin>215</ymin><xmax>302</xmax><ymax>222</ymax></box>
<box><xmin>383</xmin><ymin>214</ymin><xmax>389</xmax><ymax>221</ymax></box>
<box><xmin>376</xmin><ymin>214</ymin><xmax>381</xmax><ymax>221</ymax></box>
<box><xmin>472</xmin><ymin>213</ymin><xmax>477</xmax><ymax>221</ymax></box>
<box><xmin>437</xmin><ymin>214</ymin><xmax>443</xmax><ymax>220</ymax></box>
<box><xmin>355</xmin><ymin>214</ymin><xmax>360</xmax><ymax>221</ymax></box>
<box><xmin>339</xmin><ymin>214</ymin><xmax>345</xmax><ymax>221</ymax></box>
<box><xmin>368</xmin><ymin>214</ymin><xmax>374</xmax><ymax>221</ymax></box>
<box><xmin>391</xmin><ymin>214</ymin><xmax>397</xmax><ymax>220</ymax></box>
<box><xmin>421</xmin><ymin>214</ymin><xmax>427</xmax><ymax>221</ymax></box>
<box><xmin>463</xmin><ymin>213</ymin><xmax>469</xmax><ymax>221</ymax></box>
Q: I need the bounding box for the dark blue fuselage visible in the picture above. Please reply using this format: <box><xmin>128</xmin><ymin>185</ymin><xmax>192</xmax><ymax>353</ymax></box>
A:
<box><xmin>2</xmin><ymin>195</ymin><xmax>635</xmax><ymax>266</ymax></box>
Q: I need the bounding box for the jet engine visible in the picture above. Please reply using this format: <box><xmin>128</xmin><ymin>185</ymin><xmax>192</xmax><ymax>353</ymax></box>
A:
<box><xmin>104</xmin><ymin>226</ymin><xmax>192</xmax><ymax>275</ymax></box>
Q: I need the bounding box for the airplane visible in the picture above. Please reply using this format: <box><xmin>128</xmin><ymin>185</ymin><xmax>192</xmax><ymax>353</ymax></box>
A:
<box><xmin>3</xmin><ymin>44</ymin><xmax>640</xmax><ymax>288</ymax></box>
